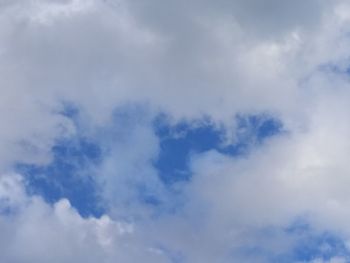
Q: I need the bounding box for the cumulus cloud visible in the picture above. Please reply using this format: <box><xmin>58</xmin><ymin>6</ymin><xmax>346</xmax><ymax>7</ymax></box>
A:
<box><xmin>2</xmin><ymin>0</ymin><xmax>350</xmax><ymax>262</ymax></box>
<box><xmin>0</xmin><ymin>174</ymin><xmax>172</xmax><ymax>263</ymax></box>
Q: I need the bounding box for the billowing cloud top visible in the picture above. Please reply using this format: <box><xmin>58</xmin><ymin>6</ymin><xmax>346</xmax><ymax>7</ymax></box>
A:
<box><xmin>2</xmin><ymin>0</ymin><xmax>350</xmax><ymax>262</ymax></box>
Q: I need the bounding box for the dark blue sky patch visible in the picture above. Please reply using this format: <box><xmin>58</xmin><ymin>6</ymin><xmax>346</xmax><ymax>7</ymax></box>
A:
<box><xmin>239</xmin><ymin>115</ymin><xmax>283</xmax><ymax>142</ymax></box>
<box><xmin>153</xmin><ymin>114</ymin><xmax>282</xmax><ymax>184</ymax></box>
<box><xmin>16</xmin><ymin>137</ymin><xmax>104</xmax><ymax>218</ymax></box>
<box><xmin>153</xmin><ymin>118</ymin><xmax>222</xmax><ymax>184</ymax></box>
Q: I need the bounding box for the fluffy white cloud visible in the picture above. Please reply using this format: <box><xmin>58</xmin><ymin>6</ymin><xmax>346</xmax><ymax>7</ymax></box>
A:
<box><xmin>2</xmin><ymin>0</ymin><xmax>350</xmax><ymax>262</ymax></box>
<box><xmin>0</xmin><ymin>174</ymin><xmax>172</xmax><ymax>263</ymax></box>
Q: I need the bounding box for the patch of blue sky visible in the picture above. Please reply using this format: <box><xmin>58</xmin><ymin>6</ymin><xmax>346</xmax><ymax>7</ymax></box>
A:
<box><xmin>15</xmin><ymin>104</ymin><xmax>283</xmax><ymax>218</ymax></box>
<box><xmin>285</xmin><ymin>220</ymin><xmax>350</xmax><ymax>262</ymax></box>
<box><xmin>292</xmin><ymin>231</ymin><xmax>350</xmax><ymax>261</ymax></box>
<box><xmin>231</xmin><ymin>223</ymin><xmax>350</xmax><ymax>262</ymax></box>
<box><xmin>16</xmin><ymin>136</ymin><xmax>104</xmax><ymax>218</ymax></box>
<box><xmin>153</xmin><ymin>114</ymin><xmax>282</xmax><ymax>184</ymax></box>
<box><xmin>294</xmin><ymin>234</ymin><xmax>349</xmax><ymax>262</ymax></box>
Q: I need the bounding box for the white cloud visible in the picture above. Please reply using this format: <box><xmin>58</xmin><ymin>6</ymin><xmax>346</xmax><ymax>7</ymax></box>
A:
<box><xmin>2</xmin><ymin>0</ymin><xmax>350</xmax><ymax>262</ymax></box>
<box><xmin>0</xmin><ymin>173</ymin><xmax>170</xmax><ymax>263</ymax></box>
<box><xmin>304</xmin><ymin>257</ymin><xmax>348</xmax><ymax>263</ymax></box>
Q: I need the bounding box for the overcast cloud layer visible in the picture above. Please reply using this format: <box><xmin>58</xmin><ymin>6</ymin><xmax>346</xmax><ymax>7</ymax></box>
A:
<box><xmin>2</xmin><ymin>0</ymin><xmax>350</xmax><ymax>262</ymax></box>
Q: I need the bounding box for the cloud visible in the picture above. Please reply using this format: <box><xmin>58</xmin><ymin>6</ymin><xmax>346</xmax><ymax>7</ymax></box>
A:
<box><xmin>2</xmin><ymin>0</ymin><xmax>350</xmax><ymax>262</ymax></box>
<box><xmin>305</xmin><ymin>257</ymin><xmax>348</xmax><ymax>263</ymax></box>
<box><xmin>0</xmin><ymin>173</ymin><xmax>172</xmax><ymax>263</ymax></box>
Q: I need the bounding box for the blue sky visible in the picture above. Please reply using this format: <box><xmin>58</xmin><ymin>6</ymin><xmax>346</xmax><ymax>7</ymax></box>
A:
<box><xmin>16</xmin><ymin>110</ymin><xmax>282</xmax><ymax>217</ymax></box>
<box><xmin>14</xmin><ymin>108</ymin><xmax>350</xmax><ymax>262</ymax></box>
<box><xmin>2</xmin><ymin>0</ymin><xmax>350</xmax><ymax>262</ymax></box>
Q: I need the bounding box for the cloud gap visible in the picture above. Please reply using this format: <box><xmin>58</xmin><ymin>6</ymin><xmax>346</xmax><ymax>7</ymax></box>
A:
<box><xmin>153</xmin><ymin>114</ymin><xmax>283</xmax><ymax>185</ymax></box>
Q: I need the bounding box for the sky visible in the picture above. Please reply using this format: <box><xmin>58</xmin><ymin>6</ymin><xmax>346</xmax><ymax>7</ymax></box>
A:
<box><xmin>2</xmin><ymin>0</ymin><xmax>350</xmax><ymax>262</ymax></box>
